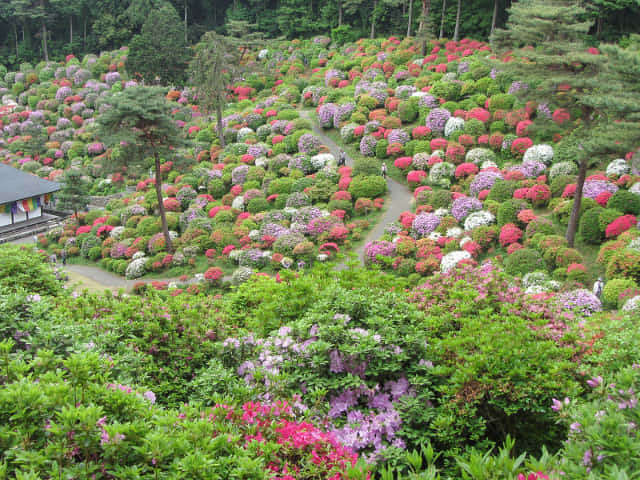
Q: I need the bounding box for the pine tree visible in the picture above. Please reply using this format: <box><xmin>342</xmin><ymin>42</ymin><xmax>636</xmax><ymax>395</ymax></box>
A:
<box><xmin>491</xmin><ymin>0</ymin><xmax>605</xmax><ymax>247</ymax></box>
<box><xmin>56</xmin><ymin>168</ymin><xmax>91</xmax><ymax>219</ymax></box>
<box><xmin>97</xmin><ymin>86</ymin><xmax>182</xmax><ymax>253</ymax></box>
<box><xmin>189</xmin><ymin>32</ymin><xmax>241</xmax><ymax>150</ymax></box>
<box><xmin>126</xmin><ymin>4</ymin><xmax>191</xmax><ymax>85</ymax></box>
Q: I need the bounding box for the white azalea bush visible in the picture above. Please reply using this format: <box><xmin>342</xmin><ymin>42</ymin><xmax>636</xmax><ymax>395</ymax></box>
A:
<box><xmin>440</xmin><ymin>250</ymin><xmax>472</xmax><ymax>273</ymax></box>
<box><xmin>125</xmin><ymin>258</ymin><xmax>146</xmax><ymax>279</ymax></box>
<box><xmin>464</xmin><ymin>211</ymin><xmax>496</xmax><ymax>231</ymax></box>
<box><xmin>606</xmin><ymin>158</ymin><xmax>631</xmax><ymax>176</ymax></box>
<box><xmin>429</xmin><ymin>162</ymin><xmax>455</xmax><ymax>185</ymax></box>
<box><xmin>444</xmin><ymin>117</ymin><xmax>465</xmax><ymax>138</ymax></box>
<box><xmin>311</xmin><ymin>153</ymin><xmax>335</xmax><ymax>170</ymax></box>
<box><xmin>523</xmin><ymin>144</ymin><xmax>554</xmax><ymax>165</ymax></box>
<box><xmin>466</xmin><ymin>148</ymin><xmax>496</xmax><ymax>165</ymax></box>
<box><xmin>549</xmin><ymin>161</ymin><xmax>578</xmax><ymax>179</ymax></box>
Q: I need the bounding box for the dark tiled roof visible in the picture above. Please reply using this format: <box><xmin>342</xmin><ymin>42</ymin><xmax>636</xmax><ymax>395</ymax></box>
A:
<box><xmin>0</xmin><ymin>163</ymin><xmax>61</xmax><ymax>204</ymax></box>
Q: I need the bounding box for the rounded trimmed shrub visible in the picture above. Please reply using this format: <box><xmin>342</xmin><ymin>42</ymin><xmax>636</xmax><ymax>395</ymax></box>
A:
<box><xmin>348</xmin><ymin>175</ymin><xmax>387</xmax><ymax>200</ymax></box>
<box><xmin>504</xmin><ymin>248</ymin><xmax>547</xmax><ymax>276</ymax></box>
<box><xmin>602</xmin><ymin>278</ymin><xmax>638</xmax><ymax>309</ymax></box>
<box><xmin>579</xmin><ymin>207</ymin><xmax>605</xmax><ymax>244</ymax></box>
<box><xmin>607</xmin><ymin>190</ymin><xmax>640</xmax><ymax>215</ymax></box>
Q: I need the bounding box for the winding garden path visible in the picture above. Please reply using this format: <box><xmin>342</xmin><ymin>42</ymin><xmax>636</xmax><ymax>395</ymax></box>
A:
<box><xmin>299</xmin><ymin>109</ymin><xmax>414</xmax><ymax>263</ymax></box>
<box><xmin>9</xmin><ymin>112</ymin><xmax>415</xmax><ymax>291</ymax></box>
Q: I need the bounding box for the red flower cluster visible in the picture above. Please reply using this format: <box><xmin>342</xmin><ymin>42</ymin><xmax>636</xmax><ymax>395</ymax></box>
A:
<box><xmin>605</xmin><ymin>215</ymin><xmax>637</xmax><ymax>238</ymax></box>
<box><xmin>499</xmin><ymin>223</ymin><xmax>523</xmax><ymax>247</ymax></box>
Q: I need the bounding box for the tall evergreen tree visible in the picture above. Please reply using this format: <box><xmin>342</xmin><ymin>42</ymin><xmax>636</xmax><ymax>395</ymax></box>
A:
<box><xmin>189</xmin><ymin>32</ymin><xmax>240</xmax><ymax>149</ymax></box>
<box><xmin>126</xmin><ymin>4</ymin><xmax>191</xmax><ymax>85</ymax></box>
<box><xmin>56</xmin><ymin>168</ymin><xmax>91</xmax><ymax>218</ymax></box>
<box><xmin>98</xmin><ymin>86</ymin><xmax>182</xmax><ymax>253</ymax></box>
<box><xmin>492</xmin><ymin>0</ymin><xmax>640</xmax><ymax>247</ymax></box>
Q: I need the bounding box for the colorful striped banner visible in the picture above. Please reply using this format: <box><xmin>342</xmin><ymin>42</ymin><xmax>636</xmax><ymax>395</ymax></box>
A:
<box><xmin>20</xmin><ymin>198</ymin><xmax>36</xmax><ymax>212</ymax></box>
<box><xmin>0</xmin><ymin>203</ymin><xmax>11</xmax><ymax>214</ymax></box>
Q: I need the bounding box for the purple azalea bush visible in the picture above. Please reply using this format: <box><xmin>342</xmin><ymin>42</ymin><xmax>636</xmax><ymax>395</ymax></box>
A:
<box><xmin>425</xmin><ymin>108</ymin><xmax>451</xmax><ymax>134</ymax></box>
<box><xmin>451</xmin><ymin>196</ymin><xmax>483</xmax><ymax>221</ymax></box>
<box><xmin>412</xmin><ymin>213</ymin><xmax>442</xmax><ymax>237</ymax></box>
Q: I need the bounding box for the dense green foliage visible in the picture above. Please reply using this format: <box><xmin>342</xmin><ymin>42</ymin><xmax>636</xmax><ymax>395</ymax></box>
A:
<box><xmin>2</xmin><ymin>0</ymin><xmax>640</xmax><ymax>68</ymax></box>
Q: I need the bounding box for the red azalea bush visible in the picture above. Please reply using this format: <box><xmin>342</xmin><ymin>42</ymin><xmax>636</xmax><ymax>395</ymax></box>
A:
<box><xmin>394</xmin><ymin>156</ymin><xmax>413</xmax><ymax>169</ymax></box>
<box><xmin>163</xmin><ymin>197</ymin><xmax>181</xmax><ymax>212</ymax></box>
<box><xmin>500</xmin><ymin>223</ymin><xmax>523</xmax><ymax>247</ymax></box>
<box><xmin>204</xmin><ymin>267</ymin><xmax>224</xmax><ymax>284</ymax></box>
<box><xmin>407</xmin><ymin>170</ymin><xmax>427</xmax><ymax>185</ymax></box>
<box><xmin>511</xmin><ymin>137</ymin><xmax>533</xmax><ymax>156</ymax></box>
<box><xmin>455</xmin><ymin>162</ymin><xmax>479</xmax><ymax>179</ymax></box>
<box><xmin>605</xmin><ymin>215</ymin><xmax>637</xmax><ymax>238</ymax></box>
<box><xmin>526</xmin><ymin>184</ymin><xmax>551</xmax><ymax>207</ymax></box>
<box><xmin>595</xmin><ymin>191</ymin><xmax>612</xmax><ymax>206</ymax></box>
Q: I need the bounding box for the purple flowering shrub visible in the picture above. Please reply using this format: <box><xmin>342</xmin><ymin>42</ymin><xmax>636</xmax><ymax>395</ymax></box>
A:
<box><xmin>218</xmin><ymin>282</ymin><xmax>429</xmax><ymax>461</ymax></box>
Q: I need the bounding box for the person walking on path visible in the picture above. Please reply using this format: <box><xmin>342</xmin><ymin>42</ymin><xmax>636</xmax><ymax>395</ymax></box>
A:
<box><xmin>593</xmin><ymin>277</ymin><xmax>605</xmax><ymax>300</ymax></box>
<box><xmin>381</xmin><ymin>161</ymin><xmax>387</xmax><ymax>179</ymax></box>
<box><xmin>338</xmin><ymin>149</ymin><xmax>346</xmax><ymax>167</ymax></box>
<box><xmin>61</xmin><ymin>249</ymin><xmax>67</xmax><ymax>265</ymax></box>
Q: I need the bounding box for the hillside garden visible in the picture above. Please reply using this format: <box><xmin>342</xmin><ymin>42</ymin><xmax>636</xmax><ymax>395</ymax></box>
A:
<box><xmin>1</xmin><ymin>1</ymin><xmax>640</xmax><ymax>477</ymax></box>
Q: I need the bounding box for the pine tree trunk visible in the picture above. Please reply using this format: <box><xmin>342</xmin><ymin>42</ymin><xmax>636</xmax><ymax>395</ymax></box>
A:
<box><xmin>370</xmin><ymin>0</ymin><xmax>377</xmax><ymax>39</ymax></box>
<box><xmin>216</xmin><ymin>102</ymin><xmax>225</xmax><ymax>148</ymax></box>
<box><xmin>70</xmin><ymin>15</ymin><xmax>73</xmax><ymax>44</ymax></box>
<box><xmin>439</xmin><ymin>0</ymin><xmax>447</xmax><ymax>39</ymax></box>
<box><xmin>184</xmin><ymin>0</ymin><xmax>188</xmax><ymax>43</ymax></box>
<box><xmin>338</xmin><ymin>0</ymin><xmax>343</xmax><ymax>26</ymax></box>
<box><xmin>566</xmin><ymin>157</ymin><xmax>588</xmax><ymax>248</ymax></box>
<box><xmin>83</xmin><ymin>17</ymin><xmax>87</xmax><ymax>47</ymax></box>
<box><xmin>419</xmin><ymin>0</ymin><xmax>431</xmax><ymax>55</ymax></box>
<box><xmin>491</xmin><ymin>0</ymin><xmax>498</xmax><ymax>36</ymax></box>
<box><xmin>40</xmin><ymin>0</ymin><xmax>49</xmax><ymax>62</ymax></box>
<box><xmin>14</xmin><ymin>23</ymin><xmax>18</xmax><ymax>56</ymax></box>
<box><xmin>407</xmin><ymin>0</ymin><xmax>414</xmax><ymax>37</ymax></box>
<box><xmin>42</xmin><ymin>21</ymin><xmax>49</xmax><ymax>61</ymax></box>
<box><xmin>453</xmin><ymin>0</ymin><xmax>461</xmax><ymax>41</ymax></box>
<box><xmin>155</xmin><ymin>153</ymin><xmax>173</xmax><ymax>253</ymax></box>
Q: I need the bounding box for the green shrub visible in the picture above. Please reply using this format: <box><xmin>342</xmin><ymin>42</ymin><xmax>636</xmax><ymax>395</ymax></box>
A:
<box><xmin>348</xmin><ymin>175</ymin><xmax>387</xmax><ymax>199</ymax></box>
<box><xmin>398</xmin><ymin>101</ymin><xmax>418</xmax><ymax>123</ymax></box>
<box><xmin>352</xmin><ymin>157</ymin><xmax>382</xmax><ymax>177</ymax></box>
<box><xmin>0</xmin><ymin>245</ymin><xmax>62</xmax><ymax>295</ymax></box>
<box><xmin>606</xmin><ymin>249</ymin><xmax>640</xmax><ymax>282</ymax></box>
<box><xmin>602</xmin><ymin>278</ymin><xmax>638</xmax><ymax>309</ymax></box>
<box><xmin>598</xmin><ymin>208</ymin><xmax>624</xmax><ymax>232</ymax></box>
<box><xmin>247</xmin><ymin>197</ymin><xmax>270</xmax><ymax>213</ymax></box>
<box><xmin>579</xmin><ymin>207</ymin><xmax>605</xmax><ymax>244</ymax></box>
<box><xmin>136</xmin><ymin>217</ymin><xmax>161</xmax><ymax>236</ymax></box>
<box><xmin>497</xmin><ymin>199</ymin><xmax>529</xmax><ymax>227</ymax></box>
<box><xmin>487</xmin><ymin>180</ymin><xmax>518</xmax><ymax>204</ymax></box>
<box><xmin>430</xmin><ymin>190</ymin><xmax>453</xmax><ymax>209</ymax></box>
<box><xmin>88</xmin><ymin>246</ymin><xmax>103</xmax><ymax>261</ymax></box>
<box><xmin>504</xmin><ymin>248</ymin><xmax>546</xmax><ymax>276</ymax></box>
<box><xmin>550</xmin><ymin>174</ymin><xmax>576</xmax><ymax>197</ymax></box>
<box><xmin>607</xmin><ymin>190</ymin><xmax>640</xmax><ymax>215</ymax></box>
<box><xmin>376</xmin><ymin>139</ymin><xmax>389</xmax><ymax>158</ymax></box>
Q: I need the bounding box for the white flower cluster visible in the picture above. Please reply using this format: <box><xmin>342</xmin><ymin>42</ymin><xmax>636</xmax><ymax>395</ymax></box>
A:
<box><xmin>125</xmin><ymin>258</ymin><xmax>146</xmax><ymax>279</ymax></box>
<box><xmin>466</xmin><ymin>148</ymin><xmax>496</xmax><ymax>165</ymax></box>
<box><xmin>110</xmin><ymin>226</ymin><xmax>125</xmax><ymax>240</ymax></box>
<box><xmin>311</xmin><ymin>153</ymin><xmax>335</xmax><ymax>170</ymax></box>
<box><xmin>340</xmin><ymin>123</ymin><xmax>357</xmax><ymax>143</ymax></box>
<box><xmin>446</xmin><ymin>227</ymin><xmax>463</xmax><ymax>237</ymax></box>
<box><xmin>232</xmin><ymin>266</ymin><xmax>254</xmax><ymax>285</ymax></box>
<box><xmin>429</xmin><ymin>161</ymin><xmax>455</xmax><ymax>183</ymax></box>
<box><xmin>249</xmin><ymin>229</ymin><xmax>261</xmax><ymax>241</ymax></box>
<box><xmin>258</xmin><ymin>49</ymin><xmax>269</xmax><ymax>60</ymax></box>
<box><xmin>232</xmin><ymin>196</ymin><xmax>244</xmax><ymax>210</ymax></box>
<box><xmin>459</xmin><ymin>236</ymin><xmax>472</xmax><ymax>246</ymax></box>
<box><xmin>606</xmin><ymin>158</ymin><xmax>631</xmax><ymax>177</ymax></box>
<box><xmin>255</xmin><ymin>157</ymin><xmax>268</xmax><ymax>169</ymax></box>
<box><xmin>549</xmin><ymin>161</ymin><xmax>577</xmax><ymax>179</ymax></box>
<box><xmin>622</xmin><ymin>295</ymin><xmax>640</xmax><ymax>313</ymax></box>
<box><xmin>229</xmin><ymin>249</ymin><xmax>243</xmax><ymax>263</ymax></box>
<box><xmin>481</xmin><ymin>160</ymin><xmax>498</xmax><ymax>170</ymax></box>
<box><xmin>631</xmin><ymin>182</ymin><xmax>640</xmax><ymax>195</ymax></box>
<box><xmin>523</xmin><ymin>144</ymin><xmax>554</xmax><ymax>165</ymax></box>
<box><xmin>440</xmin><ymin>250</ymin><xmax>472</xmax><ymax>273</ymax></box>
<box><xmin>628</xmin><ymin>237</ymin><xmax>640</xmax><ymax>252</ymax></box>
<box><xmin>434</xmin><ymin>208</ymin><xmax>450</xmax><ymax>217</ymax></box>
<box><xmin>523</xmin><ymin>271</ymin><xmax>561</xmax><ymax>294</ymax></box>
<box><xmin>444</xmin><ymin>117</ymin><xmax>465</xmax><ymax>138</ymax></box>
<box><xmin>428</xmin><ymin>231</ymin><xmax>442</xmax><ymax>241</ymax></box>
<box><xmin>463</xmin><ymin>210</ymin><xmax>495</xmax><ymax>231</ymax></box>
<box><xmin>281</xmin><ymin>257</ymin><xmax>294</xmax><ymax>269</ymax></box>
<box><xmin>236</xmin><ymin>127</ymin><xmax>255</xmax><ymax>142</ymax></box>
<box><xmin>431</xmin><ymin>149</ymin><xmax>445</xmax><ymax>159</ymax></box>
<box><xmin>132</xmin><ymin>251</ymin><xmax>145</xmax><ymax>260</ymax></box>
